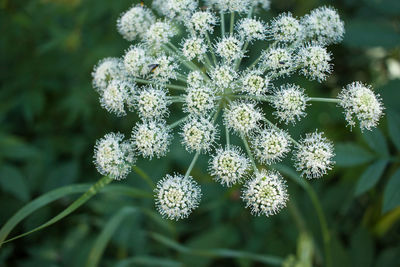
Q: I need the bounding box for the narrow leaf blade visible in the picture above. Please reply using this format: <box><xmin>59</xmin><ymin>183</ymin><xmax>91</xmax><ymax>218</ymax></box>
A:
<box><xmin>355</xmin><ymin>160</ymin><xmax>388</xmax><ymax>196</ymax></box>
<box><xmin>383</xmin><ymin>168</ymin><xmax>400</xmax><ymax>213</ymax></box>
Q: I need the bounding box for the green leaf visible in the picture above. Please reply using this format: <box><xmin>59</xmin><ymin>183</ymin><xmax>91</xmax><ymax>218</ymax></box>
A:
<box><xmin>148</xmin><ymin>232</ymin><xmax>283</xmax><ymax>266</ymax></box>
<box><xmin>86</xmin><ymin>207</ymin><xmax>137</xmax><ymax>267</ymax></box>
<box><xmin>387</xmin><ymin>110</ymin><xmax>400</xmax><ymax>151</ymax></box>
<box><xmin>355</xmin><ymin>160</ymin><xmax>388</xmax><ymax>196</ymax></box>
<box><xmin>0</xmin><ymin>165</ymin><xmax>30</xmax><ymax>201</ymax></box>
<box><xmin>116</xmin><ymin>256</ymin><xmax>183</xmax><ymax>267</ymax></box>
<box><xmin>334</xmin><ymin>143</ymin><xmax>375</xmax><ymax>167</ymax></box>
<box><xmin>362</xmin><ymin>128</ymin><xmax>389</xmax><ymax>156</ymax></box>
<box><xmin>350</xmin><ymin>227</ymin><xmax>374</xmax><ymax>267</ymax></box>
<box><xmin>383</xmin><ymin>168</ymin><xmax>400</xmax><ymax>213</ymax></box>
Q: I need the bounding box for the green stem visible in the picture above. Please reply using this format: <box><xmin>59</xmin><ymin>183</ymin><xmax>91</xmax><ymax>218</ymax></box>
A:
<box><xmin>225</xmin><ymin>125</ymin><xmax>230</xmax><ymax>147</ymax></box>
<box><xmin>309</xmin><ymin>97</ymin><xmax>340</xmax><ymax>103</ymax></box>
<box><xmin>230</xmin><ymin>12</ymin><xmax>235</xmax><ymax>35</ymax></box>
<box><xmin>169</xmin><ymin>116</ymin><xmax>188</xmax><ymax>129</ymax></box>
<box><xmin>241</xmin><ymin>133</ymin><xmax>257</xmax><ymax>173</ymax></box>
<box><xmin>185</xmin><ymin>152</ymin><xmax>200</xmax><ymax>178</ymax></box>
<box><xmin>133</xmin><ymin>166</ymin><xmax>155</xmax><ymax>189</ymax></box>
<box><xmin>205</xmin><ymin>32</ymin><xmax>218</xmax><ymax>65</ymax></box>
<box><xmin>220</xmin><ymin>12</ymin><xmax>225</xmax><ymax>37</ymax></box>
<box><xmin>134</xmin><ymin>78</ymin><xmax>186</xmax><ymax>91</ymax></box>
<box><xmin>235</xmin><ymin>40</ymin><xmax>249</xmax><ymax>70</ymax></box>
<box><xmin>233</xmin><ymin>94</ymin><xmax>273</xmax><ymax>102</ymax></box>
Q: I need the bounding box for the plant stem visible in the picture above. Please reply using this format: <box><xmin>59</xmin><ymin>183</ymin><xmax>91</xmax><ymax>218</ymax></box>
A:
<box><xmin>230</xmin><ymin>12</ymin><xmax>235</xmax><ymax>35</ymax></box>
<box><xmin>241</xmin><ymin>133</ymin><xmax>257</xmax><ymax>173</ymax></box>
<box><xmin>233</xmin><ymin>94</ymin><xmax>274</xmax><ymax>102</ymax></box>
<box><xmin>225</xmin><ymin>125</ymin><xmax>230</xmax><ymax>147</ymax></box>
<box><xmin>184</xmin><ymin>152</ymin><xmax>200</xmax><ymax>178</ymax></box>
<box><xmin>205</xmin><ymin>32</ymin><xmax>218</xmax><ymax>65</ymax></box>
<box><xmin>169</xmin><ymin>116</ymin><xmax>188</xmax><ymax>129</ymax></box>
<box><xmin>134</xmin><ymin>78</ymin><xmax>186</xmax><ymax>91</ymax></box>
<box><xmin>234</xmin><ymin>41</ymin><xmax>249</xmax><ymax>70</ymax></box>
<box><xmin>133</xmin><ymin>166</ymin><xmax>155</xmax><ymax>189</ymax></box>
<box><xmin>220</xmin><ymin>12</ymin><xmax>225</xmax><ymax>37</ymax></box>
<box><xmin>309</xmin><ymin>97</ymin><xmax>340</xmax><ymax>103</ymax></box>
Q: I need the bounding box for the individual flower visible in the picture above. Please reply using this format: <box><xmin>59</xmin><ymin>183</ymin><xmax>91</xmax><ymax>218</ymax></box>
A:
<box><xmin>94</xmin><ymin>132</ymin><xmax>136</xmax><ymax>180</ymax></box>
<box><xmin>188</xmin><ymin>11</ymin><xmax>217</xmax><ymax>35</ymax></box>
<box><xmin>338</xmin><ymin>82</ymin><xmax>384</xmax><ymax>131</ymax></box>
<box><xmin>240</xmin><ymin>70</ymin><xmax>270</xmax><ymax>96</ymax></box>
<box><xmin>149</xmin><ymin>54</ymin><xmax>178</xmax><ymax>82</ymax></box>
<box><xmin>92</xmin><ymin>58</ymin><xmax>126</xmax><ymax>92</ymax></box>
<box><xmin>262</xmin><ymin>47</ymin><xmax>295</xmax><ymax>77</ymax></box>
<box><xmin>100</xmin><ymin>80</ymin><xmax>134</xmax><ymax>117</ymax></box>
<box><xmin>215</xmin><ymin>36</ymin><xmax>243</xmax><ymax>62</ymax></box>
<box><xmin>268</xmin><ymin>12</ymin><xmax>302</xmax><ymax>43</ymax></box>
<box><xmin>237</xmin><ymin>18</ymin><xmax>266</xmax><ymax>42</ymax></box>
<box><xmin>132</xmin><ymin>120</ymin><xmax>172</xmax><ymax>159</ymax></box>
<box><xmin>209</xmin><ymin>146</ymin><xmax>250</xmax><ymax>186</ymax></box>
<box><xmin>224</xmin><ymin>101</ymin><xmax>263</xmax><ymax>135</ymax></box>
<box><xmin>133</xmin><ymin>85</ymin><xmax>170</xmax><ymax>119</ymax></box>
<box><xmin>181</xmin><ymin>116</ymin><xmax>218</xmax><ymax>152</ymax></box>
<box><xmin>184</xmin><ymin>86</ymin><xmax>217</xmax><ymax>115</ymax></box>
<box><xmin>297</xmin><ymin>43</ymin><xmax>332</xmax><ymax>82</ymax></box>
<box><xmin>293</xmin><ymin>131</ymin><xmax>335</xmax><ymax>179</ymax></box>
<box><xmin>251</xmin><ymin>127</ymin><xmax>291</xmax><ymax>164</ymax></box>
<box><xmin>117</xmin><ymin>5</ymin><xmax>156</xmax><ymax>41</ymax></box>
<box><xmin>187</xmin><ymin>71</ymin><xmax>205</xmax><ymax>88</ymax></box>
<box><xmin>182</xmin><ymin>37</ymin><xmax>207</xmax><ymax>61</ymax></box>
<box><xmin>301</xmin><ymin>6</ymin><xmax>345</xmax><ymax>44</ymax></box>
<box><xmin>123</xmin><ymin>45</ymin><xmax>150</xmax><ymax>77</ymax></box>
<box><xmin>155</xmin><ymin>174</ymin><xmax>201</xmax><ymax>220</ymax></box>
<box><xmin>271</xmin><ymin>84</ymin><xmax>309</xmax><ymax>124</ymax></box>
<box><xmin>144</xmin><ymin>20</ymin><xmax>177</xmax><ymax>49</ymax></box>
<box><xmin>242</xmin><ymin>169</ymin><xmax>288</xmax><ymax>216</ymax></box>
<box><xmin>209</xmin><ymin>65</ymin><xmax>238</xmax><ymax>91</ymax></box>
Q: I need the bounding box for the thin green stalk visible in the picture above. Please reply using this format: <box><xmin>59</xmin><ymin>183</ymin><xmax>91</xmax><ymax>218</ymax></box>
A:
<box><xmin>230</xmin><ymin>12</ymin><xmax>235</xmax><ymax>35</ymax></box>
<box><xmin>241</xmin><ymin>133</ymin><xmax>257</xmax><ymax>173</ymax></box>
<box><xmin>134</xmin><ymin>78</ymin><xmax>186</xmax><ymax>91</ymax></box>
<box><xmin>162</xmin><ymin>44</ymin><xmax>199</xmax><ymax>73</ymax></box>
<box><xmin>309</xmin><ymin>97</ymin><xmax>340</xmax><ymax>103</ymax></box>
<box><xmin>184</xmin><ymin>152</ymin><xmax>200</xmax><ymax>178</ymax></box>
<box><xmin>203</xmin><ymin>55</ymin><xmax>214</xmax><ymax>71</ymax></box>
<box><xmin>168</xmin><ymin>116</ymin><xmax>188</xmax><ymax>129</ymax></box>
<box><xmin>205</xmin><ymin>32</ymin><xmax>218</xmax><ymax>65</ymax></box>
<box><xmin>247</xmin><ymin>5</ymin><xmax>254</xmax><ymax>18</ymax></box>
<box><xmin>248</xmin><ymin>54</ymin><xmax>263</xmax><ymax>69</ymax></box>
<box><xmin>133</xmin><ymin>166</ymin><xmax>155</xmax><ymax>189</ymax></box>
<box><xmin>225</xmin><ymin>125</ymin><xmax>230</xmax><ymax>147</ymax></box>
<box><xmin>233</xmin><ymin>94</ymin><xmax>273</xmax><ymax>102</ymax></box>
<box><xmin>235</xmin><ymin>41</ymin><xmax>249</xmax><ymax>70</ymax></box>
<box><xmin>220</xmin><ymin>12</ymin><xmax>225</xmax><ymax>37</ymax></box>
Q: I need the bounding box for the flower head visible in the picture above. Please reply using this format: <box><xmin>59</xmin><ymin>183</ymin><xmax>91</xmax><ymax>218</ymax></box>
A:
<box><xmin>187</xmin><ymin>71</ymin><xmax>205</xmax><ymax>88</ymax></box>
<box><xmin>301</xmin><ymin>6</ymin><xmax>345</xmax><ymax>44</ymax></box>
<box><xmin>92</xmin><ymin>58</ymin><xmax>126</xmax><ymax>92</ymax></box>
<box><xmin>94</xmin><ymin>133</ymin><xmax>136</xmax><ymax>180</ymax></box>
<box><xmin>144</xmin><ymin>20</ymin><xmax>177</xmax><ymax>49</ymax></box>
<box><xmin>100</xmin><ymin>79</ymin><xmax>134</xmax><ymax>116</ymax></box>
<box><xmin>224</xmin><ymin>101</ymin><xmax>263</xmax><ymax>136</ymax></box>
<box><xmin>209</xmin><ymin>146</ymin><xmax>250</xmax><ymax>186</ymax></box>
<box><xmin>271</xmin><ymin>84</ymin><xmax>309</xmax><ymax>124</ymax></box>
<box><xmin>153</xmin><ymin>0</ymin><xmax>198</xmax><ymax>21</ymax></box>
<box><xmin>155</xmin><ymin>174</ymin><xmax>201</xmax><ymax>220</ymax></box>
<box><xmin>215</xmin><ymin>36</ymin><xmax>243</xmax><ymax>62</ymax></box>
<box><xmin>132</xmin><ymin>120</ymin><xmax>171</xmax><ymax>159</ymax></box>
<box><xmin>240</xmin><ymin>70</ymin><xmax>270</xmax><ymax>96</ymax></box>
<box><xmin>293</xmin><ymin>131</ymin><xmax>335</xmax><ymax>179</ymax></box>
<box><xmin>133</xmin><ymin>85</ymin><xmax>170</xmax><ymax>119</ymax></box>
<box><xmin>268</xmin><ymin>12</ymin><xmax>302</xmax><ymax>43</ymax></box>
<box><xmin>182</xmin><ymin>37</ymin><xmax>207</xmax><ymax>61</ymax></box>
<box><xmin>338</xmin><ymin>82</ymin><xmax>384</xmax><ymax>131</ymax></box>
<box><xmin>181</xmin><ymin>116</ymin><xmax>218</xmax><ymax>152</ymax></box>
<box><xmin>123</xmin><ymin>45</ymin><xmax>150</xmax><ymax>78</ymax></box>
<box><xmin>297</xmin><ymin>43</ymin><xmax>332</xmax><ymax>82</ymax></box>
<box><xmin>209</xmin><ymin>65</ymin><xmax>238</xmax><ymax>91</ymax></box>
<box><xmin>208</xmin><ymin>0</ymin><xmax>250</xmax><ymax>13</ymax></box>
<box><xmin>251</xmin><ymin>127</ymin><xmax>291</xmax><ymax>164</ymax></box>
<box><xmin>262</xmin><ymin>47</ymin><xmax>295</xmax><ymax>77</ymax></box>
<box><xmin>237</xmin><ymin>18</ymin><xmax>266</xmax><ymax>42</ymax></box>
<box><xmin>149</xmin><ymin>54</ymin><xmax>179</xmax><ymax>83</ymax></box>
<box><xmin>242</xmin><ymin>169</ymin><xmax>288</xmax><ymax>216</ymax></box>
<box><xmin>117</xmin><ymin>5</ymin><xmax>155</xmax><ymax>41</ymax></box>
<box><xmin>184</xmin><ymin>86</ymin><xmax>217</xmax><ymax>115</ymax></box>
<box><xmin>188</xmin><ymin>11</ymin><xmax>217</xmax><ymax>35</ymax></box>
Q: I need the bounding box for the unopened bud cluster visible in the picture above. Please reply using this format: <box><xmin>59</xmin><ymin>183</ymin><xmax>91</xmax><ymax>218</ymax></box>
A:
<box><xmin>91</xmin><ymin>1</ymin><xmax>384</xmax><ymax>220</ymax></box>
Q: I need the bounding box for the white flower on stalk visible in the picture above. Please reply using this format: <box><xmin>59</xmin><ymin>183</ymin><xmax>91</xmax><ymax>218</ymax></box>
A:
<box><xmin>293</xmin><ymin>131</ymin><xmax>335</xmax><ymax>179</ymax></box>
<box><xmin>92</xmin><ymin>58</ymin><xmax>126</xmax><ymax>92</ymax></box>
<box><xmin>237</xmin><ymin>18</ymin><xmax>266</xmax><ymax>42</ymax></box>
<box><xmin>251</xmin><ymin>127</ymin><xmax>291</xmax><ymax>164</ymax></box>
<box><xmin>94</xmin><ymin>132</ymin><xmax>136</xmax><ymax>180</ymax></box>
<box><xmin>134</xmin><ymin>85</ymin><xmax>170</xmax><ymax>119</ymax></box>
<box><xmin>100</xmin><ymin>80</ymin><xmax>133</xmax><ymax>117</ymax></box>
<box><xmin>268</xmin><ymin>12</ymin><xmax>302</xmax><ymax>43</ymax></box>
<box><xmin>242</xmin><ymin>169</ymin><xmax>288</xmax><ymax>216</ymax></box>
<box><xmin>181</xmin><ymin>116</ymin><xmax>218</xmax><ymax>152</ymax></box>
<box><xmin>188</xmin><ymin>11</ymin><xmax>217</xmax><ymax>35</ymax></box>
<box><xmin>153</xmin><ymin>0</ymin><xmax>198</xmax><ymax>21</ymax></box>
<box><xmin>182</xmin><ymin>37</ymin><xmax>207</xmax><ymax>61</ymax></box>
<box><xmin>123</xmin><ymin>45</ymin><xmax>150</xmax><ymax>77</ymax></box>
<box><xmin>132</xmin><ymin>120</ymin><xmax>171</xmax><ymax>159</ymax></box>
<box><xmin>224</xmin><ymin>101</ymin><xmax>263</xmax><ymax>135</ymax></box>
<box><xmin>144</xmin><ymin>20</ymin><xmax>177</xmax><ymax>49</ymax></box>
<box><xmin>209</xmin><ymin>65</ymin><xmax>238</xmax><ymax>91</ymax></box>
<box><xmin>262</xmin><ymin>47</ymin><xmax>295</xmax><ymax>77</ymax></box>
<box><xmin>208</xmin><ymin>0</ymin><xmax>250</xmax><ymax>13</ymax></box>
<box><xmin>187</xmin><ymin>71</ymin><xmax>205</xmax><ymax>88</ymax></box>
<box><xmin>155</xmin><ymin>174</ymin><xmax>201</xmax><ymax>220</ymax></box>
<box><xmin>338</xmin><ymin>82</ymin><xmax>384</xmax><ymax>131</ymax></box>
<box><xmin>240</xmin><ymin>70</ymin><xmax>270</xmax><ymax>96</ymax></box>
<box><xmin>209</xmin><ymin>146</ymin><xmax>250</xmax><ymax>186</ymax></box>
<box><xmin>117</xmin><ymin>5</ymin><xmax>155</xmax><ymax>41</ymax></box>
<box><xmin>215</xmin><ymin>36</ymin><xmax>243</xmax><ymax>62</ymax></box>
<box><xmin>271</xmin><ymin>84</ymin><xmax>309</xmax><ymax>124</ymax></box>
<box><xmin>149</xmin><ymin>54</ymin><xmax>178</xmax><ymax>83</ymax></box>
<box><xmin>184</xmin><ymin>86</ymin><xmax>217</xmax><ymax>115</ymax></box>
<box><xmin>297</xmin><ymin>43</ymin><xmax>332</xmax><ymax>82</ymax></box>
<box><xmin>301</xmin><ymin>6</ymin><xmax>345</xmax><ymax>44</ymax></box>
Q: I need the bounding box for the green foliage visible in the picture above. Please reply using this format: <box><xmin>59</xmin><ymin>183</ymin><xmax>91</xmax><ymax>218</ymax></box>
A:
<box><xmin>1</xmin><ymin>0</ymin><xmax>400</xmax><ymax>266</ymax></box>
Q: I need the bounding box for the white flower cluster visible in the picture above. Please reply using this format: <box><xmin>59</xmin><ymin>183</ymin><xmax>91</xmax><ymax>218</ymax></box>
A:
<box><xmin>91</xmin><ymin>3</ymin><xmax>384</xmax><ymax>220</ymax></box>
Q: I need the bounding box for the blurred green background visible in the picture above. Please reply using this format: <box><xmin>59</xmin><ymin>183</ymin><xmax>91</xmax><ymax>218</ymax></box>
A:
<box><xmin>1</xmin><ymin>0</ymin><xmax>400</xmax><ymax>266</ymax></box>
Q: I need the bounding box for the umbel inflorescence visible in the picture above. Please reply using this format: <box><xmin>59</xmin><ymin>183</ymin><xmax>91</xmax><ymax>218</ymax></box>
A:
<box><xmin>92</xmin><ymin>1</ymin><xmax>384</xmax><ymax>220</ymax></box>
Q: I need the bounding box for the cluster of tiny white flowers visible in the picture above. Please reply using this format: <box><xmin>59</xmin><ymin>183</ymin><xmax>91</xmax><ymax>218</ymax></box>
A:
<box><xmin>155</xmin><ymin>174</ymin><xmax>201</xmax><ymax>220</ymax></box>
<box><xmin>91</xmin><ymin>3</ymin><xmax>384</xmax><ymax>220</ymax></box>
<box><xmin>338</xmin><ymin>82</ymin><xmax>384</xmax><ymax>131</ymax></box>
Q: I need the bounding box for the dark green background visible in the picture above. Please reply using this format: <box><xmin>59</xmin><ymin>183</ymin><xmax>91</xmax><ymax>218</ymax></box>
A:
<box><xmin>1</xmin><ymin>0</ymin><xmax>400</xmax><ymax>266</ymax></box>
